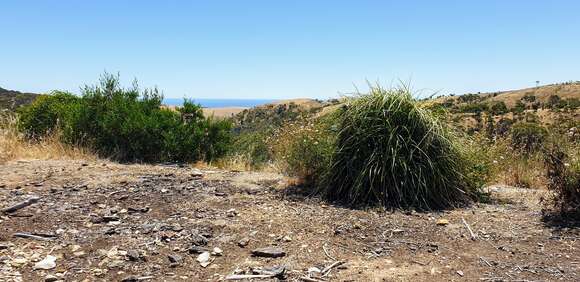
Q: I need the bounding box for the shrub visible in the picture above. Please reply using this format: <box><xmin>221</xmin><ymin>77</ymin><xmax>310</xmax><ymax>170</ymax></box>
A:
<box><xmin>511</xmin><ymin>122</ymin><xmax>548</xmax><ymax>153</ymax></box>
<box><xmin>544</xmin><ymin>145</ymin><xmax>580</xmax><ymax>217</ymax></box>
<box><xmin>459</xmin><ymin>103</ymin><xmax>488</xmax><ymax>114</ymax></box>
<box><xmin>17</xmin><ymin>73</ymin><xmax>232</xmax><ymax>163</ymax></box>
<box><xmin>271</xmin><ymin>115</ymin><xmax>336</xmax><ymax>185</ymax></box>
<box><xmin>17</xmin><ymin>91</ymin><xmax>80</xmax><ymax>138</ymax></box>
<box><xmin>320</xmin><ymin>86</ymin><xmax>478</xmax><ymax>209</ymax></box>
<box><xmin>490</xmin><ymin>101</ymin><xmax>508</xmax><ymax>115</ymax></box>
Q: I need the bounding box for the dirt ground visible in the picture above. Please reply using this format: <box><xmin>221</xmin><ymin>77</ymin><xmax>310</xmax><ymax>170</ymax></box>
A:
<box><xmin>0</xmin><ymin>159</ymin><xmax>578</xmax><ymax>281</ymax></box>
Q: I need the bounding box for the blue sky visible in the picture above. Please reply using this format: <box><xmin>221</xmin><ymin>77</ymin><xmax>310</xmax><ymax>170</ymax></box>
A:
<box><xmin>1</xmin><ymin>1</ymin><xmax>579</xmax><ymax>99</ymax></box>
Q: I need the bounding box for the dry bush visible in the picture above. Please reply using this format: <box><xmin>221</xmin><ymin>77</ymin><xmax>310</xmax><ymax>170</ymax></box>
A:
<box><xmin>544</xmin><ymin>143</ymin><xmax>580</xmax><ymax>217</ymax></box>
<box><xmin>0</xmin><ymin>114</ymin><xmax>95</xmax><ymax>164</ymax></box>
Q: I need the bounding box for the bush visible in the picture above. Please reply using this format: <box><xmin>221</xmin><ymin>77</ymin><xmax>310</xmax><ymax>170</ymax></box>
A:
<box><xmin>17</xmin><ymin>91</ymin><xmax>80</xmax><ymax>138</ymax></box>
<box><xmin>273</xmin><ymin>115</ymin><xmax>336</xmax><ymax>186</ymax></box>
<box><xmin>544</xmin><ymin>145</ymin><xmax>580</xmax><ymax>217</ymax></box>
<box><xmin>17</xmin><ymin>73</ymin><xmax>232</xmax><ymax>163</ymax></box>
<box><xmin>320</xmin><ymin>86</ymin><xmax>478</xmax><ymax>209</ymax></box>
<box><xmin>511</xmin><ymin>122</ymin><xmax>548</xmax><ymax>153</ymax></box>
<box><xmin>490</xmin><ymin>101</ymin><xmax>508</xmax><ymax>115</ymax></box>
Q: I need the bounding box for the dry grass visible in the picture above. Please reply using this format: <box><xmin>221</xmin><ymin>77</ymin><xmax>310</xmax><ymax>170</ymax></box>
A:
<box><xmin>0</xmin><ymin>115</ymin><xmax>96</xmax><ymax>164</ymax></box>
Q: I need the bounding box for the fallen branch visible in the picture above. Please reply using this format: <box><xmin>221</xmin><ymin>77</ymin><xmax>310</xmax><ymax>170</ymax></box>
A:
<box><xmin>321</xmin><ymin>261</ymin><xmax>344</xmax><ymax>277</ymax></box>
<box><xmin>299</xmin><ymin>277</ymin><xmax>325</xmax><ymax>282</ymax></box>
<box><xmin>462</xmin><ymin>217</ymin><xmax>477</xmax><ymax>240</ymax></box>
<box><xmin>2</xmin><ymin>197</ymin><xmax>40</xmax><ymax>213</ymax></box>
<box><xmin>13</xmin><ymin>232</ymin><xmax>55</xmax><ymax>241</ymax></box>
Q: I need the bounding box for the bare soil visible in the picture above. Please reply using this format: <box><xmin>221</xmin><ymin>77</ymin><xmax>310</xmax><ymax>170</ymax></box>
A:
<box><xmin>0</xmin><ymin>160</ymin><xmax>578</xmax><ymax>281</ymax></box>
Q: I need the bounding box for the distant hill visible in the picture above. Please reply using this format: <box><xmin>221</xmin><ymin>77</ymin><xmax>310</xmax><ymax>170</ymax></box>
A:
<box><xmin>433</xmin><ymin>81</ymin><xmax>580</xmax><ymax>108</ymax></box>
<box><xmin>0</xmin><ymin>87</ymin><xmax>39</xmax><ymax>111</ymax></box>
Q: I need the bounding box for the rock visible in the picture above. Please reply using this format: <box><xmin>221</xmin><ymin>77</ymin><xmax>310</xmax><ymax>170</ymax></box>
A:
<box><xmin>127</xmin><ymin>206</ymin><xmax>150</xmax><ymax>214</ymax></box>
<box><xmin>238</xmin><ymin>237</ymin><xmax>250</xmax><ymax>247</ymax></box>
<box><xmin>212</xmin><ymin>247</ymin><xmax>223</xmax><ymax>256</ymax></box>
<box><xmin>226</xmin><ymin>208</ymin><xmax>237</xmax><ymax>217</ymax></box>
<box><xmin>33</xmin><ymin>255</ymin><xmax>57</xmax><ymax>270</ymax></box>
<box><xmin>11</xmin><ymin>257</ymin><xmax>28</xmax><ymax>267</ymax></box>
<box><xmin>121</xmin><ymin>276</ymin><xmax>138</xmax><ymax>282</ymax></box>
<box><xmin>191</xmin><ymin>234</ymin><xmax>209</xmax><ymax>246</ymax></box>
<box><xmin>456</xmin><ymin>270</ymin><xmax>464</xmax><ymax>276</ymax></box>
<box><xmin>0</xmin><ymin>243</ymin><xmax>9</xmax><ymax>250</ymax></box>
<box><xmin>126</xmin><ymin>250</ymin><xmax>141</xmax><ymax>261</ymax></box>
<box><xmin>251</xmin><ymin>247</ymin><xmax>286</xmax><ymax>258</ymax></box>
<box><xmin>196</xmin><ymin>252</ymin><xmax>211</xmax><ymax>267</ymax></box>
<box><xmin>188</xmin><ymin>245</ymin><xmax>209</xmax><ymax>254</ymax></box>
<box><xmin>45</xmin><ymin>274</ymin><xmax>59</xmax><ymax>282</ymax></box>
<box><xmin>308</xmin><ymin>267</ymin><xmax>321</xmax><ymax>274</ymax></box>
<box><xmin>168</xmin><ymin>254</ymin><xmax>182</xmax><ymax>267</ymax></box>
<box><xmin>436</xmin><ymin>219</ymin><xmax>449</xmax><ymax>226</ymax></box>
<box><xmin>282</xmin><ymin>236</ymin><xmax>292</xmax><ymax>242</ymax></box>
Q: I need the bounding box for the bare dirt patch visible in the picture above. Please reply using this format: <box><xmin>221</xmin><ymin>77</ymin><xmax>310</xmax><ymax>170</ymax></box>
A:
<box><xmin>0</xmin><ymin>160</ymin><xmax>578</xmax><ymax>281</ymax></box>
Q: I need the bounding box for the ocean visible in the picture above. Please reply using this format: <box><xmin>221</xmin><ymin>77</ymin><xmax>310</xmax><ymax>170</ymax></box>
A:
<box><xmin>163</xmin><ymin>98</ymin><xmax>277</xmax><ymax>108</ymax></box>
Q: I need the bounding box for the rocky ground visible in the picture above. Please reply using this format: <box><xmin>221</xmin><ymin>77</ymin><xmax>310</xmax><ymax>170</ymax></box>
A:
<box><xmin>0</xmin><ymin>159</ymin><xmax>578</xmax><ymax>281</ymax></box>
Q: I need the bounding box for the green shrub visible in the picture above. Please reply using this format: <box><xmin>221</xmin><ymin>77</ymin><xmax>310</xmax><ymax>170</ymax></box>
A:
<box><xmin>320</xmin><ymin>86</ymin><xmax>478</xmax><ymax>209</ymax></box>
<box><xmin>490</xmin><ymin>101</ymin><xmax>508</xmax><ymax>115</ymax></box>
<box><xmin>17</xmin><ymin>73</ymin><xmax>232</xmax><ymax>163</ymax></box>
<box><xmin>511</xmin><ymin>122</ymin><xmax>548</xmax><ymax>153</ymax></box>
<box><xmin>459</xmin><ymin>103</ymin><xmax>488</xmax><ymax>114</ymax></box>
<box><xmin>17</xmin><ymin>91</ymin><xmax>80</xmax><ymax>138</ymax></box>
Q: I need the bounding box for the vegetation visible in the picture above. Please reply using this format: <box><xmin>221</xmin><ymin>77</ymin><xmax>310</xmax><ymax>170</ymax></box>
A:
<box><xmin>17</xmin><ymin>73</ymin><xmax>231</xmax><ymax>163</ymax></box>
<box><xmin>510</xmin><ymin>122</ymin><xmax>548</xmax><ymax>153</ymax></box>
<box><xmin>319</xmin><ymin>86</ymin><xmax>478</xmax><ymax>209</ymax></box>
<box><xmin>544</xmin><ymin>144</ymin><xmax>580</xmax><ymax>217</ymax></box>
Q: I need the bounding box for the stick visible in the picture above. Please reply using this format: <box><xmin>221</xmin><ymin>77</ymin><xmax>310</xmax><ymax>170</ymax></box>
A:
<box><xmin>323</xmin><ymin>243</ymin><xmax>336</xmax><ymax>261</ymax></box>
<box><xmin>321</xmin><ymin>261</ymin><xmax>344</xmax><ymax>277</ymax></box>
<box><xmin>13</xmin><ymin>232</ymin><xmax>55</xmax><ymax>241</ymax></box>
<box><xmin>299</xmin><ymin>277</ymin><xmax>324</xmax><ymax>282</ymax></box>
<box><xmin>461</xmin><ymin>217</ymin><xmax>477</xmax><ymax>240</ymax></box>
<box><xmin>225</xmin><ymin>274</ymin><xmax>274</xmax><ymax>280</ymax></box>
<box><xmin>2</xmin><ymin>197</ymin><xmax>40</xmax><ymax>213</ymax></box>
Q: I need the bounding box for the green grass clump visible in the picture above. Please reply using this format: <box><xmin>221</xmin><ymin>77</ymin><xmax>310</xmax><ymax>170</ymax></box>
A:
<box><xmin>17</xmin><ymin>73</ymin><xmax>231</xmax><ymax>163</ymax></box>
<box><xmin>320</xmin><ymin>86</ymin><xmax>478</xmax><ymax>209</ymax></box>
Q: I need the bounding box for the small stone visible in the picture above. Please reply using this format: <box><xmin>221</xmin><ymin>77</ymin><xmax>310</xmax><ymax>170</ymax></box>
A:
<box><xmin>226</xmin><ymin>209</ymin><xmax>237</xmax><ymax>217</ymax></box>
<box><xmin>392</xmin><ymin>229</ymin><xmax>405</xmax><ymax>234</ymax></box>
<box><xmin>456</xmin><ymin>270</ymin><xmax>464</xmax><ymax>276</ymax></box>
<box><xmin>251</xmin><ymin>247</ymin><xmax>286</xmax><ymax>258</ymax></box>
<box><xmin>12</xmin><ymin>257</ymin><xmax>28</xmax><ymax>266</ymax></box>
<box><xmin>0</xmin><ymin>243</ymin><xmax>9</xmax><ymax>250</ymax></box>
<box><xmin>45</xmin><ymin>274</ymin><xmax>59</xmax><ymax>282</ymax></box>
<box><xmin>282</xmin><ymin>236</ymin><xmax>292</xmax><ymax>242</ymax></box>
<box><xmin>73</xmin><ymin>251</ymin><xmax>86</xmax><ymax>257</ymax></box>
<box><xmin>34</xmin><ymin>255</ymin><xmax>57</xmax><ymax>270</ymax></box>
<box><xmin>70</xmin><ymin>245</ymin><xmax>81</xmax><ymax>252</ymax></box>
<box><xmin>188</xmin><ymin>246</ymin><xmax>209</xmax><ymax>254</ymax></box>
<box><xmin>168</xmin><ymin>254</ymin><xmax>182</xmax><ymax>267</ymax></box>
<box><xmin>121</xmin><ymin>276</ymin><xmax>138</xmax><ymax>282</ymax></box>
<box><xmin>196</xmin><ymin>252</ymin><xmax>211</xmax><ymax>267</ymax></box>
<box><xmin>212</xmin><ymin>247</ymin><xmax>223</xmax><ymax>256</ymax></box>
<box><xmin>436</xmin><ymin>219</ymin><xmax>449</xmax><ymax>226</ymax></box>
<box><xmin>238</xmin><ymin>237</ymin><xmax>250</xmax><ymax>247</ymax></box>
<box><xmin>126</xmin><ymin>250</ymin><xmax>141</xmax><ymax>261</ymax></box>
<box><xmin>308</xmin><ymin>267</ymin><xmax>321</xmax><ymax>274</ymax></box>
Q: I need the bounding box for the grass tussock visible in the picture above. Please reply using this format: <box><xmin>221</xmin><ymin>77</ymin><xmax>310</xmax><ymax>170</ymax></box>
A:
<box><xmin>0</xmin><ymin>115</ymin><xmax>95</xmax><ymax>164</ymax></box>
<box><xmin>319</xmin><ymin>86</ymin><xmax>479</xmax><ymax>210</ymax></box>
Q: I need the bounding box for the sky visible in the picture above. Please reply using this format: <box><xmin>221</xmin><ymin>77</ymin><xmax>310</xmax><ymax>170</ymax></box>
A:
<box><xmin>2</xmin><ymin>1</ymin><xmax>580</xmax><ymax>99</ymax></box>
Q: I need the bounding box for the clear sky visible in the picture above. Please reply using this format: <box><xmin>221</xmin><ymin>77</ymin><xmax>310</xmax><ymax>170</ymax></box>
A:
<box><xmin>2</xmin><ymin>1</ymin><xmax>579</xmax><ymax>99</ymax></box>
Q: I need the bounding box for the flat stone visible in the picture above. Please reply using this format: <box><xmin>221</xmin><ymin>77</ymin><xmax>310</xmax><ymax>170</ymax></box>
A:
<box><xmin>33</xmin><ymin>255</ymin><xmax>57</xmax><ymax>270</ymax></box>
<box><xmin>251</xmin><ymin>247</ymin><xmax>286</xmax><ymax>258</ymax></box>
<box><xmin>436</xmin><ymin>219</ymin><xmax>450</xmax><ymax>226</ymax></box>
<box><xmin>188</xmin><ymin>245</ymin><xmax>209</xmax><ymax>254</ymax></box>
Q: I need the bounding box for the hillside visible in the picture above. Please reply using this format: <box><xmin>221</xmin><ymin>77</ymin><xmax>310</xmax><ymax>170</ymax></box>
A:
<box><xmin>0</xmin><ymin>87</ymin><xmax>39</xmax><ymax>111</ymax></box>
<box><xmin>433</xmin><ymin>81</ymin><xmax>580</xmax><ymax>108</ymax></box>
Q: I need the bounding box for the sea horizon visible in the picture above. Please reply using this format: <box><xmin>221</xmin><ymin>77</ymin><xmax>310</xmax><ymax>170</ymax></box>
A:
<box><xmin>163</xmin><ymin>98</ymin><xmax>277</xmax><ymax>108</ymax></box>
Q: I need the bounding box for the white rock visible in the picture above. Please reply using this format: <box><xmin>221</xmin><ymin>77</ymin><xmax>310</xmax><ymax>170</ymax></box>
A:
<box><xmin>212</xmin><ymin>247</ymin><xmax>223</xmax><ymax>256</ymax></box>
<box><xmin>33</xmin><ymin>255</ymin><xmax>57</xmax><ymax>270</ymax></box>
<box><xmin>196</xmin><ymin>252</ymin><xmax>211</xmax><ymax>267</ymax></box>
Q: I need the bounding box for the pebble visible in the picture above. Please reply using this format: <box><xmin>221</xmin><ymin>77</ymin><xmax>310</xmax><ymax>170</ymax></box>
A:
<box><xmin>212</xmin><ymin>247</ymin><xmax>223</xmax><ymax>256</ymax></box>
<box><xmin>251</xmin><ymin>247</ymin><xmax>286</xmax><ymax>258</ymax></box>
<box><xmin>238</xmin><ymin>237</ymin><xmax>250</xmax><ymax>247</ymax></box>
<box><xmin>436</xmin><ymin>219</ymin><xmax>450</xmax><ymax>226</ymax></box>
<box><xmin>196</xmin><ymin>252</ymin><xmax>211</xmax><ymax>267</ymax></box>
<box><xmin>33</xmin><ymin>255</ymin><xmax>57</xmax><ymax>270</ymax></box>
<box><xmin>45</xmin><ymin>274</ymin><xmax>59</xmax><ymax>282</ymax></box>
